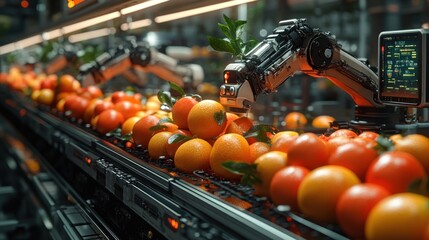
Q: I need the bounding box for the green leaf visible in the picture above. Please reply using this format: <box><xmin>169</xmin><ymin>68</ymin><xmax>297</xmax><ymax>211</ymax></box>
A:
<box><xmin>218</xmin><ymin>23</ymin><xmax>232</xmax><ymax>39</ymax></box>
<box><xmin>222</xmin><ymin>161</ymin><xmax>262</xmax><ymax>186</ymax></box>
<box><xmin>167</xmin><ymin>133</ymin><xmax>193</xmax><ymax>144</ymax></box>
<box><xmin>169</xmin><ymin>82</ymin><xmax>186</xmax><ymax>97</ymax></box>
<box><xmin>222</xmin><ymin>161</ymin><xmax>253</xmax><ymax>175</ymax></box>
<box><xmin>373</xmin><ymin>135</ymin><xmax>394</xmax><ymax>154</ymax></box>
<box><xmin>234</xmin><ymin>20</ymin><xmax>247</xmax><ymax>29</ymax></box>
<box><xmin>117</xmin><ymin>133</ymin><xmax>133</xmax><ymax>141</ymax></box>
<box><xmin>149</xmin><ymin>124</ymin><xmax>168</xmax><ymax>132</ymax></box>
<box><xmin>245</xmin><ymin>124</ymin><xmax>279</xmax><ymax>144</ymax></box>
<box><xmin>223</xmin><ymin>14</ymin><xmax>237</xmax><ymax>39</ymax></box>
<box><xmin>149</xmin><ymin>117</ymin><xmax>174</xmax><ymax>132</ymax></box>
<box><xmin>159</xmin><ymin>117</ymin><xmax>174</xmax><ymax>124</ymax></box>
<box><xmin>207</xmin><ymin>36</ymin><xmax>235</xmax><ymax>54</ymax></box>
<box><xmin>124</xmin><ymin>86</ymin><xmax>137</xmax><ymax>94</ymax></box>
<box><xmin>214</xmin><ymin>110</ymin><xmax>227</xmax><ymax>126</ymax></box>
<box><xmin>157</xmin><ymin>90</ymin><xmax>173</xmax><ymax>109</ymax></box>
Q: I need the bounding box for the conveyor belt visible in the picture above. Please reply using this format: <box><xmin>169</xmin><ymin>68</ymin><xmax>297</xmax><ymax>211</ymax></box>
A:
<box><xmin>0</xmin><ymin>86</ymin><xmax>349</xmax><ymax>240</ymax></box>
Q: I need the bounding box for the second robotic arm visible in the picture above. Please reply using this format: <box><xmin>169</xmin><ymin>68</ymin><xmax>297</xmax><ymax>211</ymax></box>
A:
<box><xmin>79</xmin><ymin>43</ymin><xmax>203</xmax><ymax>88</ymax></box>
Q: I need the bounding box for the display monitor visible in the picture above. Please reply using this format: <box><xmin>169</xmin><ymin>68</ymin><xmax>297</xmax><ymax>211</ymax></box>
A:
<box><xmin>379</xmin><ymin>29</ymin><xmax>429</xmax><ymax>107</ymax></box>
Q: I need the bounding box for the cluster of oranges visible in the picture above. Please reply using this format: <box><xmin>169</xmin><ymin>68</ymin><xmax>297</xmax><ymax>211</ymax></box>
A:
<box><xmin>2</xmin><ymin>68</ymin><xmax>429</xmax><ymax>240</ymax></box>
<box><xmin>263</xmin><ymin>130</ymin><xmax>429</xmax><ymax>240</ymax></box>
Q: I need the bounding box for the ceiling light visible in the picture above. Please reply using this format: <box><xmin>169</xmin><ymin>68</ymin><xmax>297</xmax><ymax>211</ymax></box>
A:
<box><xmin>16</xmin><ymin>35</ymin><xmax>43</xmax><ymax>49</ymax></box>
<box><xmin>62</xmin><ymin>11</ymin><xmax>121</xmax><ymax>34</ymax></box>
<box><xmin>68</xmin><ymin>27</ymin><xmax>116</xmax><ymax>43</ymax></box>
<box><xmin>121</xmin><ymin>19</ymin><xmax>152</xmax><ymax>31</ymax></box>
<box><xmin>0</xmin><ymin>43</ymin><xmax>16</xmax><ymax>55</ymax></box>
<box><xmin>121</xmin><ymin>0</ymin><xmax>169</xmax><ymax>15</ymax></box>
<box><xmin>155</xmin><ymin>0</ymin><xmax>256</xmax><ymax>23</ymax></box>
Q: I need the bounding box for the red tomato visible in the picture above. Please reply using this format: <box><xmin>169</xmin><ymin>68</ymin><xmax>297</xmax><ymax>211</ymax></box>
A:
<box><xmin>114</xmin><ymin>100</ymin><xmax>142</xmax><ymax>120</ymax></box>
<box><xmin>328</xmin><ymin>142</ymin><xmax>378</xmax><ymax>181</ymax></box>
<box><xmin>269</xmin><ymin>166</ymin><xmax>310</xmax><ymax>210</ymax></box>
<box><xmin>366</xmin><ymin>151</ymin><xmax>427</xmax><ymax>194</ymax></box>
<box><xmin>93</xmin><ymin>101</ymin><xmax>114</xmax><ymax>116</ymax></box>
<box><xmin>336</xmin><ymin>183</ymin><xmax>390</xmax><ymax>239</ymax></box>
<box><xmin>96</xmin><ymin>109</ymin><xmax>124</xmax><ymax>135</ymax></box>
<box><xmin>287</xmin><ymin>133</ymin><xmax>330</xmax><ymax>170</ymax></box>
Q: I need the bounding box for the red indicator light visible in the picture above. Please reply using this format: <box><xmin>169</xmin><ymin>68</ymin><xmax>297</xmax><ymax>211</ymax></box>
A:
<box><xmin>19</xmin><ymin>109</ymin><xmax>26</xmax><ymax>117</ymax></box>
<box><xmin>85</xmin><ymin>156</ymin><xmax>92</xmax><ymax>165</ymax></box>
<box><xmin>21</xmin><ymin>0</ymin><xmax>29</xmax><ymax>8</ymax></box>
<box><xmin>167</xmin><ymin>217</ymin><xmax>179</xmax><ymax>231</ymax></box>
<box><xmin>381</xmin><ymin>46</ymin><xmax>384</xmax><ymax>53</ymax></box>
<box><xmin>224</xmin><ymin>71</ymin><xmax>230</xmax><ymax>83</ymax></box>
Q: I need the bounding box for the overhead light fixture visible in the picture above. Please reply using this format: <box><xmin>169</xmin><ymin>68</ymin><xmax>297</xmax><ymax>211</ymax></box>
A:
<box><xmin>16</xmin><ymin>35</ymin><xmax>43</xmax><ymax>49</ymax></box>
<box><xmin>155</xmin><ymin>0</ymin><xmax>256</xmax><ymax>23</ymax></box>
<box><xmin>68</xmin><ymin>27</ymin><xmax>116</xmax><ymax>43</ymax></box>
<box><xmin>120</xmin><ymin>0</ymin><xmax>169</xmax><ymax>15</ymax></box>
<box><xmin>62</xmin><ymin>11</ymin><xmax>121</xmax><ymax>34</ymax></box>
<box><xmin>0</xmin><ymin>43</ymin><xmax>16</xmax><ymax>55</ymax></box>
<box><xmin>121</xmin><ymin>19</ymin><xmax>153</xmax><ymax>31</ymax></box>
<box><xmin>42</xmin><ymin>29</ymin><xmax>62</xmax><ymax>41</ymax></box>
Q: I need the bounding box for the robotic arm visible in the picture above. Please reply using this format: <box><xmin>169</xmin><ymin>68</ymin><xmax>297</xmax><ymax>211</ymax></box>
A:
<box><xmin>220</xmin><ymin>19</ymin><xmax>384</xmax><ymax>113</ymax></box>
<box><xmin>78</xmin><ymin>43</ymin><xmax>203</xmax><ymax>88</ymax></box>
<box><xmin>44</xmin><ymin>49</ymin><xmax>78</xmax><ymax>75</ymax></box>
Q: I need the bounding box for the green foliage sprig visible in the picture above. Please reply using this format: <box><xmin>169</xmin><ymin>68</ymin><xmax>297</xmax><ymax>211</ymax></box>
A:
<box><xmin>208</xmin><ymin>14</ymin><xmax>258</xmax><ymax>59</ymax></box>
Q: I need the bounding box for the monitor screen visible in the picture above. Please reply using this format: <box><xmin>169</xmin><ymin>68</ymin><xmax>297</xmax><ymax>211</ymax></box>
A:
<box><xmin>379</xmin><ymin>32</ymin><xmax>421</xmax><ymax>104</ymax></box>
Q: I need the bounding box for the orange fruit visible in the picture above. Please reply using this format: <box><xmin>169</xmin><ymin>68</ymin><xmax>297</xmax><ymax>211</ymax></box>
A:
<box><xmin>249</xmin><ymin>142</ymin><xmax>270</xmax><ymax>163</ymax></box>
<box><xmin>114</xmin><ymin>100</ymin><xmax>143</xmax><ymax>120</ymax></box>
<box><xmin>210</xmin><ymin>133</ymin><xmax>251</xmax><ymax>180</ymax></box>
<box><xmin>270</xmin><ymin>131</ymin><xmax>299</xmax><ymax>145</ymax></box>
<box><xmin>96</xmin><ymin>109</ymin><xmax>124</xmax><ymax>135</ymax></box>
<box><xmin>187</xmin><ymin>100</ymin><xmax>227</xmax><ymax>140</ymax></box>
<box><xmin>58</xmin><ymin>74</ymin><xmax>80</xmax><ymax>92</ymax></box>
<box><xmin>132</xmin><ymin>115</ymin><xmax>160</xmax><ymax>148</ymax></box>
<box><xmin>358</xmin><ymin>131</ymin><xmax>380</xmax><ymax>140</ymax></box>
<box><xmin>121</xmin><ymin>116</ymin><xmax>142</xmax><ymax>136</ymax></box>
<box><xmin>79</xmin><ymin>85</ymin><xmax>103</xmax><ymax>99</ymax></box>
<box><xmin>148</xmin><ymin>131</ymin><xmax>174</xmax><ymax>159</ymax></box>
<box><xmin>270</xmin><ymin>165</ymin><xmax>310</xmax><ymax>210</ymax></box>
<box><xmin>365</xmin><ymin>193</ymin><xmax>429</xmax><ymax>240</ymax></box>
<box><xmin>366</xmin><ymin>151</ymin><xmax>427</xmax><ymax>194</ymax></box>
<box><xmin>389</xmin><ymin>133</ymin><xmax>403</xmax><ymax>144</ymax></box>
<box><xmin>171</xmin><ymin>96</ymin><xmax>199</xmax><ymax>129</ymax></box>
<box><xmin>225</xmin><ymin>112</ymin><xmax>239</xmax><ymax>127</ymax></box>
<box><xmin>111</xmin><ymin>91</ymin><xmax>142</xmax><ymax>104</ymax></box>
<box><xmin>284</xmin><ymin>112</ymin><xmax>307</xmax><ymax>129</ymax></box>
<box><xmin>336</xmin><ymin>183</ymin><xmax>390</xmax><ymax>239</ymax></box>
<box><xmin>37</xmin><ymin>88</ymin><xmax>55</xmax><ymax>106</ymax></box>
<box><xmin>287</xmin><ymin>133</ymin><xmax>330</xmax><ymax>170</ymax></box>
<box><xmin>225</xmin><ymin>116</ymin><xmax>253</xmax><ymax>135</ymax></box>
<box><xmin>328</xmin><ymin>141</ymin><xmax>379</xmax><ymax>181</ymax></box>
<box><xmin>174</xmin><ymin>138</ymin><xmax>212</xmax><ymax>173</ymax></box>
<box><xmin>329</xmin><ymin>129</ymin><xmax>358</xmax><ymax>139</ymax></box>
<box><xmin>394</xmin><ymin>134</ymin><xmax>429</xmax><ymax>173</ymax></box>
<box><xmin>83</xmin><ymin>98</ymin><xmax>103</xmax><ymax>123</ymax></box>
<box><xmin>166</xmin><ymin>129</ymin><xmax>193</xmax><ymax>158</ymax></box>
<box><xmin>152</xmin><ymin>121</ymin><xmax>179</xmax><ymax>135</ymax></box>
<box><xmin>253</xmin><ymin>151</ymin><xmax>288</xmax><ymax>197</ymax></box>
<box><xmin>31</xmin><ymin>89</ymin><xmax>41</xmax><ymax>101</ymax></box>
<box><xmin>312</xmin><ymin>115</ymin><xmax>335</xmax><ymax>128</ymax></box>
<box><xmin>298</xmin><ymin>165</ymin><xmax>360</xmax><ymax>224</ymax></box>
